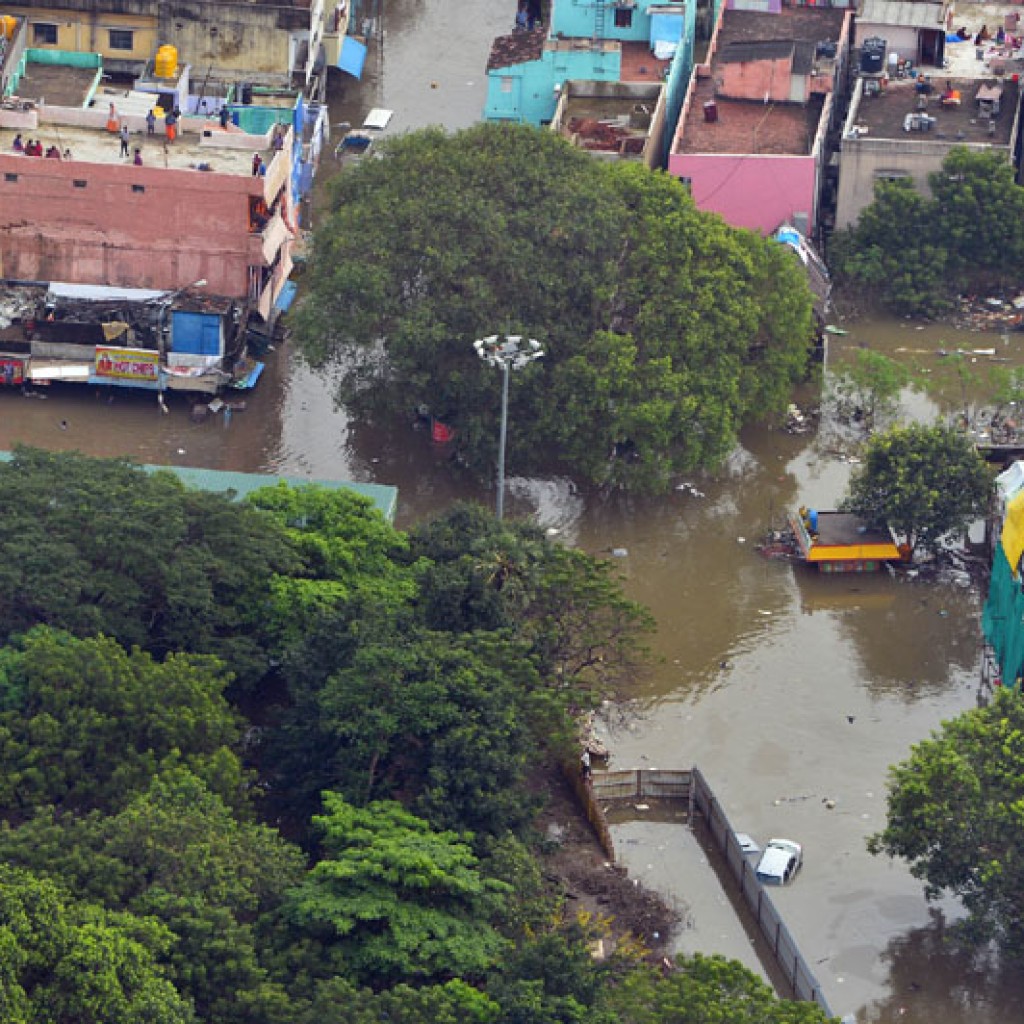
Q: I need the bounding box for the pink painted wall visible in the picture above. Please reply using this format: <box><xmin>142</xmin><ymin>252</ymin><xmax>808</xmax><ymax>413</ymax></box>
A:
<box><xmin>669</xmin><ymin>152</ymin><xmax>817</xmax><ymax>234</ymax></box>
<box><xmin>720</xmin><ymin>57</ymin><xmax>794</xmax><ymax>103</ymax></box>
<box><xmin>0</xmin><ymin>156</ymin><xmax>268</xmax><ymax>297</ymax></box>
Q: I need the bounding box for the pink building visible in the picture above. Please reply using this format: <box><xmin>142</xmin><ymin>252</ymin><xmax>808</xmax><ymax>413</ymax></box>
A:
<box><xmin>668</xmin><ymin>6</ymin><xmax>852</xmax><ymax>236</ymax></box>
<box><xmin>0</xmin><ymin>55</ymin><xmax>293</xmax><ymax>315</ymax></box>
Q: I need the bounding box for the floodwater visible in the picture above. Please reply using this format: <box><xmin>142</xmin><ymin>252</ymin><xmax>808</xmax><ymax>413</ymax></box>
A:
<box><xmin>3</xmin><ymin>2</ymin><xmax>1024</xmax><ymax>1021</ymax></box>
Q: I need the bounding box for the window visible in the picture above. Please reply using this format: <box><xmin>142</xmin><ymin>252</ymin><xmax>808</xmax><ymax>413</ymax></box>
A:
<box><xmin>73</xmin><ymin>179</ymin><xmax>87</xmax><ymax>189</ymax></box>
<box><xmin>108</xmin><ymin>29</ymin><xmax>134</xmax><ymax>51</ymax></box>
<box><xmin>32</xmin><ymin>23</ymin><xmax>58</xmax><ymax>45</ymax></box>
<box><xmin>131</xmin><ymin>184</ymin><xmax>146</xmax><ymax>193</ymax></box>
<box><xmin>4</xmin><ymin>173</ymin><xmax>17</xmax><ymax>183</ymax></box>
<box><xmin>614</xmin><ymin>6</ymin><xmax>633</xmax><ymax>28</ymax></box>
<box><xmin>501</xmin><ymin>76</ymin><xmax>513</xmax><ymax>94</ymax></box>
<box><xmin>875</xmin><ymin>170</ymin><xmax>909</xmax><ymax>183</ymax></box>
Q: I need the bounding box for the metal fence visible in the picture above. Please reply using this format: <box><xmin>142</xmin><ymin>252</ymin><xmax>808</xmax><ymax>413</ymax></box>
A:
<box><xmin>580</xmin><ymin>766</ymin><xmax>833</xmax><ymax>1019</ymax></box>
<box><xmin>690</xmin><ymin>767</ymin><xmax>834</xmax><ymax>1018</ymax></box>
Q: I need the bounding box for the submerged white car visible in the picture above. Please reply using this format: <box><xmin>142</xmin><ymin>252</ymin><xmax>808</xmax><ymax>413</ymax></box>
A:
<box><xmin>755</xmin><ymin>838</ymin><xmax>803</xmax><ymax>885</ymax></box>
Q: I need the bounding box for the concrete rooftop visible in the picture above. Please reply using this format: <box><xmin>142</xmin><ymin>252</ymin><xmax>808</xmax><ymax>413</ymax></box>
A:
<box><xmin>849</xmin><ymin>76</ymin><xmax>1018</xmax><ymax>143</ymax></box>
<box><xmin>716</xmin><ymin>7</ymin><xmax>847</xmax><ymax>49</ymax></box>
<box><xmin>619</xmin><ymin>40</ymin><xmax>671</xmax><ymax>83</ymax></box>
<box><xmin>679</xmin><ymin>83</ymin><xmax>824</xmax><ymax>154</ymax></box>
<box><xmin>12</xmin><ymin>63</ymin><xmax>96</xmax><ymax>107</ymax></box>
<box><xmin>0</xmin><ymin>123</ymin><xmax>268</xmax><ymax>176</ymax></box>
<box><xmin>678</xmin><ymin>7</ymin><xmax>844</xmax><ymax>155</ymax></box>
<box><xmin>943</xmin><ymin>2</ymin><xmax>1024</xmax><ymax>78</ymax></box>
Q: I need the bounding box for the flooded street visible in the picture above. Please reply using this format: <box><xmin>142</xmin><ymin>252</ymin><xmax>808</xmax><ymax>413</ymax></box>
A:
<box><xmin>4</xmin><ymin>1</ymin><xmax>1024</xmax><ymax>1020</ymax></box>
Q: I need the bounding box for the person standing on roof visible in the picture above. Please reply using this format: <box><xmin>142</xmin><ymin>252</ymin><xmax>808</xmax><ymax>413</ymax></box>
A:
<box><xmin>119</xmin><ymin>124</ymin><xmax>130</xmax><ymax>158</ymax></box>
<box><xmin>146</xmin><ymin>109</ymin><xmax>156</xmax><ymax>135</ymax></box>
<box><xmin>165</xmin><ymin>108</ymin><xmax>177</xmax><ymax>143</ymax></box>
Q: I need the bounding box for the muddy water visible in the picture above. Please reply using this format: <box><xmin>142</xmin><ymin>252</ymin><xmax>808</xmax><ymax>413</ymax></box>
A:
<box><xmin>3</xmin><ymin>2</ymin><xmax>1024</xmax><ymax>1021</ymax></box>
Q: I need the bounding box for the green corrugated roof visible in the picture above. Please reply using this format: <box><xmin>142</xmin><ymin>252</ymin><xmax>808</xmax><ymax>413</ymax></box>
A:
<box><xmin>0</xmin><ymin>452</ymin><xmax>398</xmax><ymax>522</ymax></box>
<box><xmin>148</xmin><ymin>465</ymin><xmax>398</xmax><ymax>521</ymax></box>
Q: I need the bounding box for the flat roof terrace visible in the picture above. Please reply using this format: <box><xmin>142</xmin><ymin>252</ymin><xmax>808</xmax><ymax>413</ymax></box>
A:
<box><xmin>619</xmin><ymin>40</ymin><xmax>671</xmax><ymax>83</ymax></box>
<box><xmin>714</xmin><ymin>6</ymin><xmax>847</xmax><ymax>49</ymax></box>
<box><xmin>0</xmin><ymin>123</ymin><xmax>267</xmax><ymax>176</ymax></box>
<box><xmin>679</xmin><ymin>79</ymin><xmax>824</xmax><ymax>154</ymax></box>
<box><xmin>850</xmin><ymin>77</ymin><xmax>1018</xmax><ymax>144</ymax></box>
<box><xmin>12</xmin><ymin>63</ymin><xmax>96</xmax><ymax>107</ymax></box>
<box><xmin>678</xmin><ymin>6</ymin><xmax>844</xmax><ymax>154</ymax></box>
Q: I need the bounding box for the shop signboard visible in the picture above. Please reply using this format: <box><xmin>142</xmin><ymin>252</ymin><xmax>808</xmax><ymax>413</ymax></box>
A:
<box><xmin>95</xmin><ymin>347</ymin><xmax>160</xmax><ymax>381</ymax></box>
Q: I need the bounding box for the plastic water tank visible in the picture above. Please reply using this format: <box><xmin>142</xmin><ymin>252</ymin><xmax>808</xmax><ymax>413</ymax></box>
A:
<box><xmin>860</xmin><ymin>37</ymin><xmax>886</xmax><ymax>75</ymax></box>
<box><xmin>154</xmin><ymin>45</ymin><xmax>178</xmax><ymax>78</ymax></box>
<box><xmin>0</xmin><ymin>15</ymin><xmax>16</xmax><ymax>39</ymax></box>
<box><xmin>703</xmin><ymin>100</ymin><xmax>718</xmax><ymax>123</ymax></box>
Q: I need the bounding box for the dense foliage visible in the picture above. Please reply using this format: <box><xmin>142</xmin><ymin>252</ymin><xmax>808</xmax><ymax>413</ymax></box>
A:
<box><xmin>294</xmin><ymin>123</ymin><xmax>816</xmax><ymax>493</ymax></box>
<box><xmin>831</xmin><ymin>147</ymin><xmax>1024</xmax><ymax>315</ymax></box>
<box><xmin>0</xmin><ymin>449</ymin><xmax>834</xmax><ymax>1023</ymax></box>
<box><xmin>868</xmin><ymin>689</ymin><xmax>1024</xmax><ymax>950</ymax></box>
<box><xmin>840</xmin><ymin>423</ymin><xmax>992</xmax><ymax>554</ymax></box>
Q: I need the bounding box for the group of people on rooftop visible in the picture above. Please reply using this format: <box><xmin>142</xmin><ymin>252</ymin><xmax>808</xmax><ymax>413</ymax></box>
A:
<box><xmin>11</xmin><ymin>135</ymin><xmax>70</xmax><ymax>160</ymax></box>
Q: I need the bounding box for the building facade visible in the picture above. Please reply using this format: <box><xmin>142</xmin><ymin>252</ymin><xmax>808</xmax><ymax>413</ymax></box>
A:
<box><xmin>668</xmin><ymin>4</ymin><xmax>851</xmax><ymax>236</ymax></box>
<box><xmin>1</xmin><ymin>0</ymin><xmax>327</xmax><ymax>95</ymax></box>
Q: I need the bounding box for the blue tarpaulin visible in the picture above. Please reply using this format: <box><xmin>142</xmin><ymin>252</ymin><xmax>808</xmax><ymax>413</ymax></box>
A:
<box><xmin>338</xmin><ymin>36</ymin><xmax>367</xmax><ymax>78</ymax></box>
<box><xmin>650</xmin><ymin>11</ymin><xmax>684</xmax><ymax>46</ymax></box>
<box><xmin>275</xmin><ymin>281</ymin><xmax>298</xmax><ymax>313</ymax></box>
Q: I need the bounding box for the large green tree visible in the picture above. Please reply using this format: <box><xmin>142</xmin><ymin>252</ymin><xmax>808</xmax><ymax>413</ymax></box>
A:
<box><xmin>0</xmin><ymin>628</ymin><xmax>246</xmax><ymax>816</ymax></box>
<box><xmin>832</xmin><ymin>147</ymin><xmax>1024</xmax><ymax>314</ymax></box>
<box><xmin>867</xmin><ymin>688</ymin><xmax>1024</xmax><ymax>949</ymax></box>
<box><xmin>283</xmin><ymin>794</ymin><xmax>510</xmax><ymax>986</ymax></box>
<box><xmin>0</xmin><ymin>865</ymin><xmax>195</xmax><ymax>1024</ymax></box>
<box><xmin>295</xmin><ymin>124</ymin><xmax>815</xmax><ymax>493</ymax></box>
<box><xmin>0</xmin><ymin>448</ymin><xmax>298</xmax><ymax>688</ymax></box>
<box><xmin>605</xmin><ymin>954</ymin><xmax>835</xmax><ymax>1023</ymax></box>
<box><xmin>840</xmin><ymin>423</ymin><xmax>992</xmax><ymax>555</ymax></box>
<box><xmin>0</xmin><ymin>769</ymin><xmax>305</xmax><ymax>1024</ymax></box>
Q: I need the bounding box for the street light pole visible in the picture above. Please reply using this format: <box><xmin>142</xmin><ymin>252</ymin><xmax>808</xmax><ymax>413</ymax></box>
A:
<box><xmin>497</xmin><ymin>358</ymin><xmax>510</xmax><ymax>521</ymax></box>
<box><xmin>473</xmin><ymin>334</ymin><xmax>543</xmax><ymax>520</ymax></box>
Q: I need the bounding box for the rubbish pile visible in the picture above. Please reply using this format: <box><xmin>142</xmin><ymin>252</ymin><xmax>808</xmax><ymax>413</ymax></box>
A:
<box><xmin>954</xmin><ymin>293</ymin><xmax>1024</xmax><ymax>332</ymax></box>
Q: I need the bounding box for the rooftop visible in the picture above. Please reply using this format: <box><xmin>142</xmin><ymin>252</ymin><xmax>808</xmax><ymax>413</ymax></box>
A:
<box><xmin>714</xmin><ymin>7</ymin><xmax>848</xmax><ymax>50</ymax></box>
<box><xmin>12</xmin><ymin>63</ymin><xmax>96</xmax><ymax>107</ymax></box>
<box><xmin>486</xmin><ymin>28</ymin><xmax>547</xmax><ymax>71</ymax></box>
<box><xmin>941</xmin><ymin>2</ymin><xmax>1024</xmax><ymax>78</ymax></box>
<box><xmin>0</xmin><ymin>451</ymin><xmax>400</xmax><ymax>522</ymax></box>
<box><xmin>848</xmin><ymin>76</ymin><xmax>1018</xmax><ymax>144</ymax></box>
<box><xmin>678</xmin><ymin>81</ymin><xmax>825</xmax><ymax>154</ymax></box>
<box><xmin>811</xmin><ymin>511</ymin><xmax>896</xmax><ymax>549</ymax></box>
<box><xmin>677</xmin><ymin>7</ymin><xmax>845</xmax><ymax>155</ymax></box>
<box><xmin>0</xmin><ymin>123</ymin><xmax>268</xmax><ymax>176</ymax></box>
<box><xmin>619</xmin><ymin>40</ymin><xmax>671</xmax><ymax>83</ymax></box>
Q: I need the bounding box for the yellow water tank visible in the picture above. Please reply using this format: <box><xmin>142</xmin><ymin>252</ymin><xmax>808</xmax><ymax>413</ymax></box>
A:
<box><xmin>154</xmin><ymin>44</ymin><xmax>178</xmax><ymax>78</ymax></box>
<box><xmin>0</xmin><ymin>15</ymin><xmax>17</xmax><ymax>39</ymax></box>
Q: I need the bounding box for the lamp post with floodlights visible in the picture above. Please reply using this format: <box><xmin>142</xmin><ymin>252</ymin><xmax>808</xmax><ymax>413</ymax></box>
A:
<box><xmin>473</xmin><ymin>334</ymin><xmax>543</xmax><ymax>520</ymax></box>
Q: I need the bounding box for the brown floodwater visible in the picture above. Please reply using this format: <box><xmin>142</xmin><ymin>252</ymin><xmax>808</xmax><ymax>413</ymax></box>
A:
<box><xmin>3</xmin><ymin>2</ymin><xmax>1024</xmax><ymax>1021</ymax></box>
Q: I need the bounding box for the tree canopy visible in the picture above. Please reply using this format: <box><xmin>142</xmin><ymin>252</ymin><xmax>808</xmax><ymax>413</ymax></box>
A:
<box><xmin>0</xmin><ymin>628</ymin><xmax>246</xmax><ymax>817</ymax></box>
<box><xmin>0</xmin><ymin>865</ymin><xmax>195</xmax><ymax>1024</ymax></box>
<box><xmin>867</xmin><ymin>688</ymin><xmax>1024</xmax><ymax>950</ymax></box>
<box><xmin>0</xmin><ymin>451</ymin><xmax>838</xmax><ymax>1024</ymax></box>
<box><xmin>840</xmin><ymin>423</ymin><xmax>992</xmax><ymax>554</ymax></box>
<box><xmin>294</xmin><ymin>123</ymin><xmax>815</xmax><ymax>493</ymax></box>
<box><xmin>283</xmin><ymin>794</ymin><xmax>510</xmax><ymax>986</ymax></box>
<box><xmin>831</xmin><ymin>147</ymin><xmax>1024</xmax><ymax>314</ymax></box>
<box><xmin>0</xmin><ymin>447</ymin><xmax>298</xmax><ymax>688</ymax></box>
